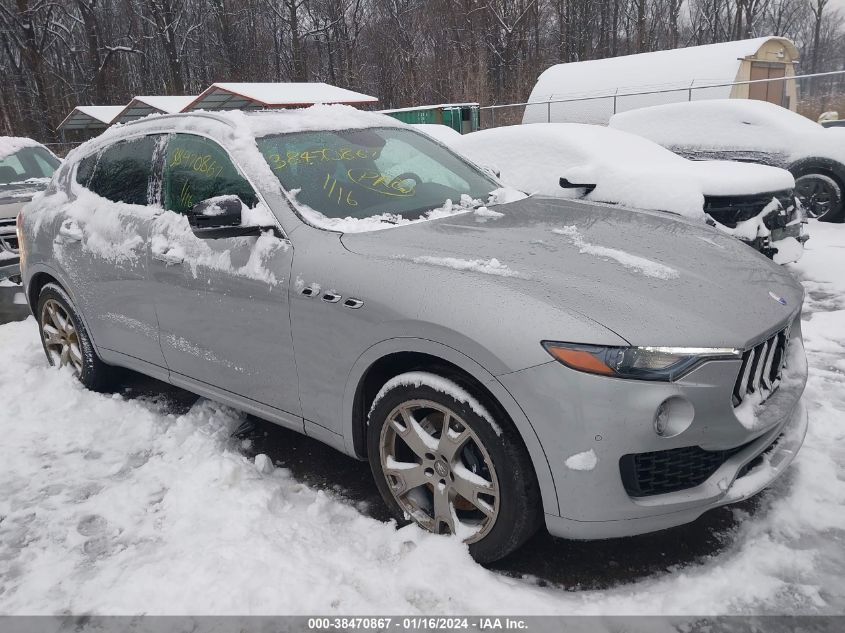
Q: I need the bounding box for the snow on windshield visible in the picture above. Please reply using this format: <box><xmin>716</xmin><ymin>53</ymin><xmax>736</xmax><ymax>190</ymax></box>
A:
<box><xmin>451</xmin><ymin>123</ymin><xmax>793</xmax><ymax>221</ymax></box>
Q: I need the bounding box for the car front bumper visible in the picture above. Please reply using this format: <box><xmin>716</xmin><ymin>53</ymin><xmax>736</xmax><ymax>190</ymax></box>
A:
<box><xmin>498</xmin><ymin>325</ymin><xmax>808</xmax><ymax>540</ymax></box>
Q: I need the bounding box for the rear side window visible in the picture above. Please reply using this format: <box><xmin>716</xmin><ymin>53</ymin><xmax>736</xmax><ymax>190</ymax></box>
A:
<box><xmin>75</xmin><ymin>154</ymin><xmax>98</xmax><ymax>187</ymax></box>
<box><xmin>162</xmin><ymin>134</ymin><xmax>258</xmax><ymax>215</ymax></box>
<box><xmin>87</xmin><ymin>135</ymin><xmax>161</xmax><ymax>205</ymax></box>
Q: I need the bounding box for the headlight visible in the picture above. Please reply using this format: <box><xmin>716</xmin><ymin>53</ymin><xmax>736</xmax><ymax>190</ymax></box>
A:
<box><xmin>541</xmin><ymin>341</ymin><xmax>741</xmax><ymax>381</ymax></box>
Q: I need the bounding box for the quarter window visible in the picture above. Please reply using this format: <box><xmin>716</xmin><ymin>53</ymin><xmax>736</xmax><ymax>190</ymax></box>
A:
<box><xmin>162</xmin><ymin>134</ymin><xmax>258</xmax><ymax>215</ymax></box>
<box><xmin>75</xmin><ymin>153</ymin><xmax>98</xmax><ymax>188</ymax></box>
<box><xmin>87</xmin><ymin>135</ymin><xmax>161</xmax><ymax>205</ymax></box>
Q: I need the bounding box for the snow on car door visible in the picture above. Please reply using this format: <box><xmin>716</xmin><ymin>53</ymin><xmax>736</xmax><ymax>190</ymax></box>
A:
<box><xmin>57</xmin><ymin>134</ymin><xmax>168</xmax><ymax>372</ymax></box>
<box><xmin>149</xmin><ymin>133</ymin><xmax>301</xmax><ymax>427</ymax></box>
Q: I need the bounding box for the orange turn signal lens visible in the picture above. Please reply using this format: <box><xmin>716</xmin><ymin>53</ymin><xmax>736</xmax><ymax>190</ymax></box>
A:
<box><xmin>544</xmin><ymin>346</ymin><xmax>615</xmax><ymax>376</ymax></box>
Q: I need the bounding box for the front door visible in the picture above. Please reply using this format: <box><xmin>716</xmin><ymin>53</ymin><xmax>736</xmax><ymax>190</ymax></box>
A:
<box><xmin>56</xmin><ymin>134</ymin><xmax>167</xmax><ymax>371</ymax></box>
<box><xmin>149</xmin><ymin>133</ymin><xmax>301</xmax><ymax>424</ymax></box>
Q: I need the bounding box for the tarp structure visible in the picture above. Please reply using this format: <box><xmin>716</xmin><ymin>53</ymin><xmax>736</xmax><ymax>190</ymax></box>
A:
<box><xmin>523</xmin><ymin>37</ymin><xmax>799</xmax><ymax>125</ymax></box>
<box><xmin>183</xmin><ymin>82</ymin><xmax>378</xmax><ymax>111</ymax></box>
<box><xmin>112</xmin><ymin>96</ymin><xmax>195</xmax><ymax>124</ymax></box>
<box><xmin>57</xmin><ymin>105</ymin><xmax>124</xmax><ymax>131</ymax></box>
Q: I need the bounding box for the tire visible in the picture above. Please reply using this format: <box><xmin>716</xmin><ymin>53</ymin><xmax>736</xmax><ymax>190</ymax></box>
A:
<box><xmin>795</xmin><ymin>173</ymin><xmax>844</xmax><ymax>222</ymax></box>
<box><xmin>367</xmin><ymin>371</ymin><xmax>541</xmax><ymax>563</ymax></box>
<box><xmin>36</xmin><ymin>283</ymin><xmax>118</xmax><ymax>392</ymax></box>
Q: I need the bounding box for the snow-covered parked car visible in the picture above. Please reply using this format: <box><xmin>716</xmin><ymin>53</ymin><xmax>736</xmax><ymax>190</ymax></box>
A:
<box><xmin>19</xmin><ymin>106</ymin><xmax>808</xmax><ymax>562</ymax></box>
<box><xmin>448</xmin><ymin>123</ymin><xmax>806</xmax><ymax>264</ymax></box>
<box><xmin>0</xmin><ymin>137</ymin><xmax>60</xmax><ymax>279</ymax></box>
<box><xmin>610</xmin><ymin>99</ymin><xmax>845</xmax><ymax>223</ymax></box>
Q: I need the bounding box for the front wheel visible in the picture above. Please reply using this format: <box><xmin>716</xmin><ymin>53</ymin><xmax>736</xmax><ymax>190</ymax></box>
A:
<box><xmin>795</xmin><ymin>173</ymin><xmax>843</xmax><ymax>222</ymax></box>
<box><xmin>367</xmin><ymin>372</ymin><xmax>541</xmax><ymax>563</ymax></box>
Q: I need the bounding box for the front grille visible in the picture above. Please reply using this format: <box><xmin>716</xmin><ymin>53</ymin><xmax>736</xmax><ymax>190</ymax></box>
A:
<box><xmin>703</xmin><ymin>190</ymin><xmax>794</xmax><ymax>228</ymax></box>
<box><xmin>732</xmin><ymin>328</ymin><xmax>789</xmax><ymax>408</ymax></box>
<box><xmin>620</xmin><ymin>442</ymin><xmax>751</xmax><ymax>497</ymax></box>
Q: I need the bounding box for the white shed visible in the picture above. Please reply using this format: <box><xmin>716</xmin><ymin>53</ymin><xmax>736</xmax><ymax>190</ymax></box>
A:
<box><xmin>522</xmin><ymin>37</ymin><xmax>800</xmax><ymax>125</ymax></box>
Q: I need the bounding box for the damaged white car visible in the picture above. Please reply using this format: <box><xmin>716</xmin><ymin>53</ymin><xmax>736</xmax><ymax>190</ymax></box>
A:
<box><xmin>448</xmin><ymin>123</ymin><xmax>807</xmax><ymax>264</ymax></box>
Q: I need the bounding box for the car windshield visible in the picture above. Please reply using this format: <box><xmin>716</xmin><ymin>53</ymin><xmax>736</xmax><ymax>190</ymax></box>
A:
<box><xmin>255</xmin><ymin>127</ymin><xmax>497</xmax><ymax>222</ymax></box>
<box><xmin>0</xmin><ymin>146</ymin><xmax>59</xmax><ymax>186</ymax></box>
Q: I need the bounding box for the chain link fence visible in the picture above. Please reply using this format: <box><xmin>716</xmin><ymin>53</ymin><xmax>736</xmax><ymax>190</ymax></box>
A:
<box><xmin>479</xmin><ymin>70</ymin><xmax>845</xmax><ymax>129</ymax></box>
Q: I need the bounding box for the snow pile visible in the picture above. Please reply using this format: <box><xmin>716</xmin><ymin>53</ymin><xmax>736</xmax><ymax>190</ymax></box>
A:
<box><xmin>610</xmin><ymin>99</ymin><xmax>845</xmax><ymax>167</ymax></box>
<box><xmin>410</xmin><ymin>255</ymin><xmax>521</xmax><ymax>278</ymax></box>
<box><xmin>290</xmin><ymin>188</ymin><xmax>519</xmax><ymax>234</ymax></box>
<box><xmin>411</xmin><ymin>124</ymin><xmax>464</xmax><ymax>145</ymax></box>
<box><xmin>451</xmin><ymin>124</ymin><xmax>792</xmax><ymax>221</ymax></box>
<box><xmin>0</xmin><ymin>136</ymin><xmax>43</xmax><ymax>161</ymax></box>
<box><xmin>564</xmin><ymin>450</ymin><xmax>598</xmax><ymax>471</ymax></box>
<box><xmin>151</xmin><ymin>210</ymin><xmax>284</xmax><ymax>285</ymax></box>
<box><xmin>552</xmin><ymin>226</ymin><xmax>679</xmax><ymax>279</ymax></box>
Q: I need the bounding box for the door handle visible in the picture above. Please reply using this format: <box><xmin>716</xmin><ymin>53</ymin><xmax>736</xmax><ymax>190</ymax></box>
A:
<box><xmin>321</xmin><ymin>292</ymin><xmax>341</xmax><ymax>303</ymax></box>
<box><xmin>57</xmin><ymin>220</ymin><xmax>82</xmax><ymax>243</ymax></box>
<box><xmin>152</xmin><ymin>250</ymin><xmax>184</xmax><ymax>265</ymax></box>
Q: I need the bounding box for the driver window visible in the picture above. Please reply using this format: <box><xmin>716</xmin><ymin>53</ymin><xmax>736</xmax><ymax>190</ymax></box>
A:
<box><xmin>162</xmin><ymin>134</ymin><xmax>258</xmax><ymax>215</ymax></box>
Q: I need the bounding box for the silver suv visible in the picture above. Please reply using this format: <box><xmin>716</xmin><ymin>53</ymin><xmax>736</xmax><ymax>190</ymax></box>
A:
<box><xmin>19</xmin><ymin>108</ymin><xmax>808</xmax><ymax>562</ymax></box>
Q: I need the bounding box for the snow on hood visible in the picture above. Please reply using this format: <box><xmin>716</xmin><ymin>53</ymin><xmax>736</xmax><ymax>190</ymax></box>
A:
<box><xmin>0</xmin><ymin>136</ymin><xmax>45</xmax><ymax>162</ymax></box>
<box><xmin>449</xmin><ymin>124</ymin><xmax>793</xmax><ymax>221</ymax></box>
<box><xmin>610</xmin><ymin>99</ymin><xmax>845</xmax><ymax>166</ymax></box>
<box><xmin>341</xmin><ymin>196</ymin><xmax>804</xmax><ymax>349</ymax></box>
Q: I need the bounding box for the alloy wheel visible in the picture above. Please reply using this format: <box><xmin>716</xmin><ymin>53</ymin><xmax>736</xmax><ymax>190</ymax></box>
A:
<box><xmin>378</xmin><ymin>399</ymin><xmax>500</xmax><ymax>542</ymax></box>
<box><xmin>40</xmin><ymin>298</ymin><xmax>83</xmax><ymax>374</ymax></box>
<box><xmin>795</xmin><ymin>174</ymin><xmax>839</xmax><ymax>220</ymax></box>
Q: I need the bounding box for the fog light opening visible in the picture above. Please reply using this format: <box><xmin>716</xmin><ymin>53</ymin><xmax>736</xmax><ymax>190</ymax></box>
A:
<box><xmin>653</xmin><ymin>396</ymin><xmax>694</xmax><ymax>438</ymax></box>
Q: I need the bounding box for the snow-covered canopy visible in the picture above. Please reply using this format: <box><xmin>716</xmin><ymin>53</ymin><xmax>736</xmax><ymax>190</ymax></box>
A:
<box><xmin>112</xmin><ymin>96</ymin><xmax>195</xmax><ymax>123</ymax></box>
<box><xmin>610</xmin><ymin>99</ymin><xmax>845</xmax><ymax>165</ymax></box>
<box><xmin>0</xmin><ymin>136</ymin><xmax>45</xmax><ymax>161</ymax></box>
<box><xmin>58</xmin><ymin>105</ymin><xmax>124</xmax><ymax>131</ymax></box>
<box><xmin>184</xmin><ymin>82</ymin><xmax>378</xmax><ymax>111</ymax></box>
<box><xmin>523</xmin><ymin>37</ymin><xmax>799</xmax><ymax>125</ymax></box>
<box><xmin>449</xmin><ymin>123</ymin><xmax>794</xmax><ymax>220</ymax></box>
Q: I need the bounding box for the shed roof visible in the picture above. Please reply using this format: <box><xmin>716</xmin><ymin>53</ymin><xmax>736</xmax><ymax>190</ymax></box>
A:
<box><xmin>183</xmin><ymin>82</ymin><xmax>378</xmax><ymax>111</ymax></box>
<box><xmin>57</xmin><ymin>105</ymin><xmax>125</xmax><ymax>131</ymax></box>
<box><xmin>113</xmin><ymin>95</ymin><xmax>195</xmax><ymax>123</ymax></box>
<box><xmin>523</xmin><ymin>36</ymin><xmax>799</xmax><ymax>124</ymax></box>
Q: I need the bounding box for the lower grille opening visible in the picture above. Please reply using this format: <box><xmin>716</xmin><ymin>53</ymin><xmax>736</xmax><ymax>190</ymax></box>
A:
<box><xmin>620</xmin><ymin>442</ymin><xmax>752</xmax><ymax>497</ymax></box>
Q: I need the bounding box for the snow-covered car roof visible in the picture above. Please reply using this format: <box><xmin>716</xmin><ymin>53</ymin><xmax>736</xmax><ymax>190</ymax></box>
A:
<box><xmin>411</xmin><ymin>124</ymin><xmax>464</xmax><ymax>145</ymax></box>
<box><xmin>0</xmin><ymin>136</ymin><xmax>51</xmax><ymax>162</ymax></box>
<box><xmin>609</xmin><ymin>99</ymin><xmax>845</xmax><ymax>164</ymax></box>
<box><xmin>449</xmin><ymin>123</ymin><xmax>794</xmax><ymax>220</ymax></box>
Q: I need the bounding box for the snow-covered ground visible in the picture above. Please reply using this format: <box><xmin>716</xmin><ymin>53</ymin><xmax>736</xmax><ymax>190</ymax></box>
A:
<box><xmin>1</xmin><ymin>221</ymin><xmax>844</xmax><ymax>615</ymax></box>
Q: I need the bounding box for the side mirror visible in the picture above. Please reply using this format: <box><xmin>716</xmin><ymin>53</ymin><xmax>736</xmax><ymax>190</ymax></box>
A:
<box><xmin>559</xmin><ymin>177</ymin><xmax>596</xmax><ymax>195</ymax></box>
<box><xmin>189</xmin><ymin>195</ymin><xmax>243</xmax><ymax>229</ymax></box>
<box><xmin>188</xmin><ymin>195</ymin><xmax>280</xmax><ymax>239</ymax></box>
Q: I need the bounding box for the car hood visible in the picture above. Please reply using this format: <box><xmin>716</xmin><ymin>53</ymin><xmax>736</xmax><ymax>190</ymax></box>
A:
<box><xmin>686</xmin><ymin>160</ymin><xmax>794</xmax><ymax>197</ymax></box>
<box><xmin>340</xmin><ymin>197</ymin><xmax>802</xmax><ymax>348</ymax></box>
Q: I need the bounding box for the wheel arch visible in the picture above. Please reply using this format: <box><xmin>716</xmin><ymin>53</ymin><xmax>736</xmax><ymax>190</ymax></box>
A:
<box><xmin>789</xmin><ymin>156</ymin><xmax>845</xmax><ymax>189</ymax></box>
<box><xmin>25</xmin><ymin>264</ymin><xmax>103</xmax><ymax>357</ymax></box>
<box><xmin>342</xmin><ymin>338</ymin><xmax>560</xmax><ymax>516</ymax></box>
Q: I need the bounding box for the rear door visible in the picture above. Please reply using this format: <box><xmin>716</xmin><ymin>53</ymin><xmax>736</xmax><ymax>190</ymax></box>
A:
<box><xmin>58</xmin><ymin>134</ymin><xmax>167</xmax><ymax>373</ymax></box>
<box><xmin>148</xmin><ymin>133</ymin><xmax>301</xmax><ymax>426</ymax></box>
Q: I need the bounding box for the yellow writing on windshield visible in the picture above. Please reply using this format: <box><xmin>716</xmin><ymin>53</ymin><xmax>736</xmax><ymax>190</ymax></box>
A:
<box><xmin>170</xmin><ymin>147</ymin><xmax>224</xmax><ymax>178</ymax></box>
<box><xmin>347</xmin><ymin>169</ymin><xmax>415</xmax><ymax>197</ymax></box>
<box><xmin>323</xmin><ymin>173</ymin><xmax>358</xmax><ymax>207</ymax></box>
<box><xmin>269</xmin><ymin>147</ymin><xmax>379</xmax><ymax>171</ymax></box>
